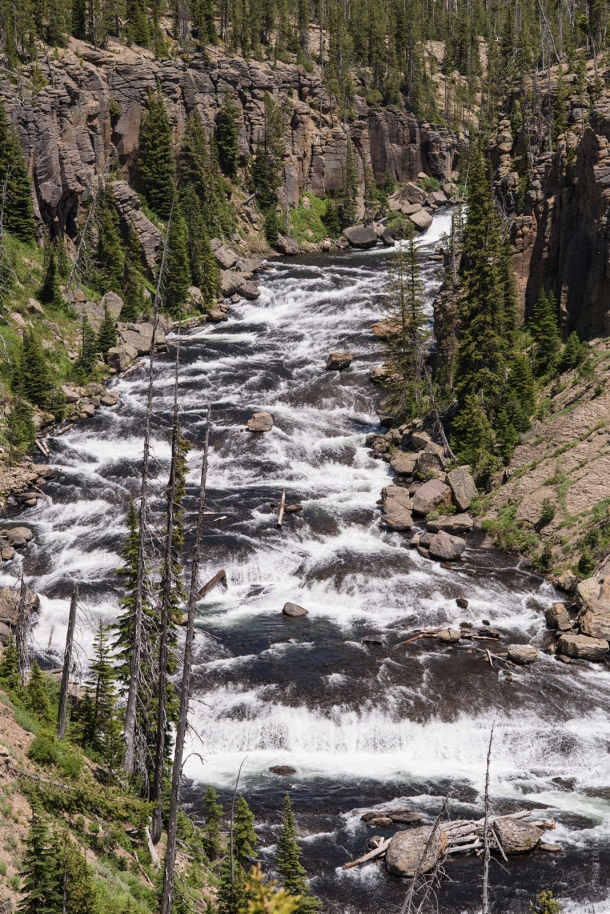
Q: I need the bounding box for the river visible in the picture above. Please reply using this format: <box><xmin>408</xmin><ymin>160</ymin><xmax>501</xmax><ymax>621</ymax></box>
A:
<box><xmin>5</xmin><ymin>210</ymin><xmax>610</xmax><ymax>913</ymax></box>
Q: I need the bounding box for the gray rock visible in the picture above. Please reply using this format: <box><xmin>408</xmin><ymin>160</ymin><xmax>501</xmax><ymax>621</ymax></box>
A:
<box><xmin>558</xmin><ymin>633</ymin><xmax>609</xmax><ymax>661</ymax></box>
<box><xmin>411</xmin><ymin>430</ymin><xmax>432</xmax><ymax>450</ymax></box>
<box><xmin>214</xmin><ymin>245</ymin><xmax>239</xmax><ymax>270</ymax></box>
<box><xmin>369</xmin><ymin>816</ymin><xmax>393</xmax><ymax>827</ymax></box>
<box><xmin>99</xmin><ymin>291</ymin><xmax>124</xmax><ymax>320</ymax></box>
<box><xmin>426</xmin><ymin>514</ymin><xmax>473</xmax><ymax>534</ymax></box>
<box><xmin>456</xmin><ymin>597</ymin><xmax>469</xmax><ymax>609</ymax></box>
<box><xmin>382</xmin><ymin>486</ymin><xmax>414</xmax><ymax>531</ymax></box>
<box><xmin>107</xmin><ymin>343</ymin><xmax>138</xmax><ymax>371</ymax></box>
<box><xmin>247</xmin><ymin>411</ymin><xmax>274</xmax><ymax>432</ymax></box>
<box><xmin>61</xmin><ymin>384</ymin><xmax>80</xmax><ymax>404</ymax></box>
<box><xmin>576</xmin><ymin>577</ymin><xmax>600</xmax><ymax>604</ymax></box>
<box><xmin>410</xmin><ymin>210</ymin><xmax>433</xmax><ymax>231</ymax></box>
<box><xmin>208</xmin><ymin>309</ymin><xmax>229</xmax><ymax>323</ymax></box>
<box><xmin>427</xmin><ymin>530</ymin><xmax>466</xmax><ymax>561</ymax></box>
<box><xmin>117</xmin><ymin>321</ymin><xmax>166</xmax><ymax>355</ymax></box>
<box><xmin>282</xmin><ymin>602</ymin><xmax>308</xmax><ymax>617</ymax></box>
<box><xmin>507</xmin><ymin>644</ymin><xmax>539</xmax><ymax>665</ymax></box>
<box><xmin>400</xmin><ymin>202</ymin><xmax>423</xmax><ymax>215</ymax></box>
<box><xmin>276</xmin><ymin>235</ymin><xmax>299</xmax><ymax>255</ymax></box>
<box><xmin>343</xmin><ymin>225</ymin><xmax>378</xmax><ymax>248</ymax></box>
<box><xmin>326</xmin><ymin>351</ymin><xmax>353</xmax><ymax>370</ymax></box>
<box><xmin>437</xmin><ymin>628</ymin><xmax>462</xmax><ymax>642</ymax></box>
<box><xmin>446</xmin><ymin>466</ymin><xmax>478</xmax><ymax>511</ymax></box>
<box><xmin>100</xmin><ymin>391</ymin><xmax>120</xmax><ymax>406</ymax></box>
<box><xmin>4</xmin><ymin>526</ymin><xmax>34</xmax><ymax>547</ymax></box>
<box><xmin>368</xmin><ymin>365</ymin><xmax>389</xmax><ymax>382</ymax></box>
<box><xmin>390</xmin><ymin>451</ymin><xmax>418</xmax><ymax>476</ymax></box>
<box><xmin>27</xmin><ymin>298</ymin><xmax>44</xmax><ymax>315</ymax></box>
<box><xmin>494</xmin><ymin>818</ymin><xmax>543</xmax><ymax>854</ymax></box>
<box><xmin>412</xmin><ymin>479</ymin><xmax>451</xmax><ymax>516</ymax></box>
<box><xmin>385</xmin><ymin>826</ymin><xmax>446</xmax><ymax>877</ymax></box>
<box><xmin>578</xmin><ymin>599</ymin><xmax>610</xmax><ymax>640</ymax></box>
<box><xmin>0</xmin><ymin>584</ymin><xmax>40</xmax><ymax>628</ymax></box>
<box><xmin>545</xmin><ymin>602</ymin><xmax>571</xmax><ymax>631</ymax></box>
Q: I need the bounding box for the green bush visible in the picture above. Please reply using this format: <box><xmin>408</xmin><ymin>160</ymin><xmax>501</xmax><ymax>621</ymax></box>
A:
<box><xmin>27</xmin><ymin>730</ymin><xmax>84</xmax><ymax>779</ymax></box>
<box><xmin>27</xmin><ymin>731</ymin><xmax>58</xmax><ymax>766</ymax></box>
<box><xmin>290</xmin><ymin>194</ymin><xmax>331</xmax><ymax>244</ymax></box>
<box><xmin>417</xmin><ymin>176</ymin><xmax>442</xmax><ymax>193</ymax></box>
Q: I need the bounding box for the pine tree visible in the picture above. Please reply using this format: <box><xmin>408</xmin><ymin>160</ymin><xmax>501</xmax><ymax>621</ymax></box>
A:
<box><xmin>6</xmin><ymin>397</ymin><xmax>36</xmax><ymax>461</ymax></box>
<box><xmin>530</xmin><ymin>290</ymin><xmax>561</xmax><ymax>376</ymax></box>
<box><xmin>506</xmin><ymin>353</ymin><xmax>536</xmax><ymax>433</ymax></box>
<box><xmin>97</xmin><ymin>305</ymin><xmax>118</xmax><ymax>354</ymax></box>
<box><xmin>39</xmin><ymin>251</ymin><xmax>64</xmax><ymax>309</ymax></box>
<box><xmin>382</xmin><ymin>225</ymin><xmax>430</xmax><ymax>422</ymax></box>
<box><xmin>234</xmin><ymin>795</ymin><xmax>257</xmax><ymax>868</ymax></box>
<box><xmin>26</xmin><ymin>661</ymin><xmax>53</xmax><ymax>723</ymax></box>
<box><xmin>138</xmin><ymin>90</ymin><xmax>175</xmax><ymax>220</ymax></box>
<box><xmin>95</xmin><ymin>184</ymin><xmax>124</xmax><ymax>294</ymax></box>
<box><xmin>560</xmin><ymin>331</ymin><xmax>585</xmax><ymax>371</ymax></box>
<box><xmin>193</xmin><ymin>0</ymin><xmax>217</xmax><ymax>44</ymax></box>
<box><xmin>17</xmin><ymin>330</ymin><xmax>53</xmax><ymax>410</ymax></box>
<box><xmin>0</xmin><ymin>101</ymin><xmax>36</xmax><ymax>243</ymax></box>
<box><xmin>80</xmin><ymin>620</ymin><xmax>119</xmax><ymax>764</ymax></box>
<box><xmin>244</xmin><ymin>866</ymin><xmax>300</xmax><ymax>914</ymax></box>
<box><xmin>122</xmin><ymin>223</ymin><xmax>148</xmax><ymax>321</ymax></box>
<box><xmin>217</xmin><ymin>853</ymin><xmax>247</xmax><ymax>914</ymax></box>
<box><xmin>276</xmin><ymin>794</ymin><xmax>320</xmax><ymax>914</ymax></box>
<box><xmin>340</xmin><ymin>137</ymin><xmax>359</xmax><ymax>228</ymax></box>
<box><xmin>215</xmin><ymin>91</ymin><xmax>241</xmax><ymax>179</ymax></box>
<box><xmin>0</xmin><ymin>635</ymin><xmax>20</xmax><ymax>690</ymax></box>
<box><xmin>58</xmin><ymin>836</ymin><xmax>99</xmax><ymax>913</ymax></box>
<box><xmin>164</xmin><ymin>204</ymin><xmax>190</xmax><ymax>317</ymax></box>
<box><xmin>126</xmin><ymin>0</ymin><xmax>150</xmax><ymax>45</ymax></box>
<box><xmin>18</xmin><ymin>807</ymin><xmax>62</xmax><ymax>914</ymax></box>
<box><xmin>450</xmin><ymin>392</ymin><xmax>496</xmax><ymax>477</ymax></box>
<box><xmin>73</xmin><ymin>315</ymin><xmax>98</xmax><ymax>381</ymax></box>
<box><xmin>202</xmin><ymin>784</ymin><xmax>223</xmax><ymax>860</ymax></box>
<box><xmin>495</xmin><ymin>406</ymin><xmax>518</xmax><ymax>465</ymax></box>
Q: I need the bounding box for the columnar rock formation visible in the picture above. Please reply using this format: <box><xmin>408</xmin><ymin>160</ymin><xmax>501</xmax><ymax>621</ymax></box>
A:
<box><xmin>0</xmin><ymin>39</ymin><xmax>465</xmax><ymax>242</ymax></box>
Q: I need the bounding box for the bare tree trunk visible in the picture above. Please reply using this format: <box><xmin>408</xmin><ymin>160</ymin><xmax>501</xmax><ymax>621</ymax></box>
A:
<box><xmin>151</xmin><ymin>331</ymin><xmax>182</xmax><ymax>845</ymax></box>
<box><xmin>57</xmin><ymin>584</ymin><xmax>78</xmax><ymax>739</ymax></box>
<box><xmin>124</xmin><ymin>200</ymin><xmax>175</xmax><ymax>775</ymax></box>
<box><xmin>160</xmin><ymin>405</ymin><xmax>211</xmax><ymax>914</ymax></box>
<box><xmin>15</xmin><ymin>577</ymin><xmax>30</xmax><ymax>686</ymax></box>
<box><xmin>482</xmin><ymin>722</ymin><xmax>496</xmax><ymax>914</ymax></box>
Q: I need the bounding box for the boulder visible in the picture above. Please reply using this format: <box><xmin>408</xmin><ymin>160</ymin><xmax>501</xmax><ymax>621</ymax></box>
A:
<box><xmin>368</xmin><ymin>365</ymin><xmax>389</xmax><ymax>382</ymax></box>
<box><xmin>385</xmin><ymin>826</ymin><xmax>446</xmax><ymax>877</ymax></box>
<box><xmin>369</xmin><ymin>816</ymin><xmax>393</xmax><ymax>827</ymax></box>
<box><xmin>427</xmin><ymin>530</ymin><xmax>466</xmax><ymax>561</ymax></box>
<box><xmin>282</xmin><ymin>602</ymin><xmax>308</xmax><ymax>617</ymax></box>
<box><xmin>426</xmin><ymin>514</ymin><xmax>473</xmax><ymax>534</ymax></box>
<box><xmin>1</xmin><ymin>547</ymin><xmax>14</xmax><ymax>562</ymax></box>
<box><xmin>576</xmin><ymin>577</ymin><xmax>600</xmax><ymax>604</ymax></box>
<box><xmin>390</xmin><ymin>451</ymin><xmax>418</xmax><ymax>476</ymax></box>
<box><xmin>0</xmin><ymin>585</ymin><xmax>40</xmax><ymax>627</ymax></box>
<box><xmin>429</xmin><ymin>191</ymin><xmax>448</xmax><ymax>205</ymax></box>
<box><xmin>247</xmin><ymin>412</ymin><xmax>274</xmax><ymax>432</ymax></box>
<box><xmin>544</xmin><ymin>602</ymin><xmax>571</xmax><ymax>631</ymax></box>
<box><xmin>343</xmin><ymin>225</ymin><xmax>378</xmax><ymax>248</ymax></box>
<box><xmin>100</xmin><ymin>391</ymin><xmax>120</xmax><ymax>406</ymax></box>
<box><xmin>27</xmin><ymin>298</ymin><xmax>44</xmax><ymax>315</ymax></box>
<box><xmin>412</xmin><ymin>479</ymin><xmax>451</xmax><ymax>516</ymax></box>
<box><xmin>438</xmin><ymin>628</ymin><xmax>462</xmax><ymax>642</ymax></box>
<box><xmin>107</xmin><ymin>344</ymin><xmax>138</xmax><ymax>372</ymax></box>
<box><xmin>187</xmin><ymin>286</ymin><xmax>204</xmax><ymax>309</ymax></box>
<box><xmin>276</xmin><ymin>235</ymin><xmax>299</xmax><ymax>255</ymax></box>
<box><xmin>236</xmin><ymin>257</ymin><xmax>264</xmax><ymax>274</ymax></box>
<box><xmin>220</xmin><ymin>270</ymin><xmax>260</xmax><ymax>300</ymax></box>
<box><xmin>214</xmin><ymin>245</ymin><xmax>239</xmax><ymax>270</ymax></box>
<box><xmin>3</xmin><ymin>526</ymin><xmax>34</xmax><ymax>547</ymax></box>
<box><xmin>557</xmin><ymin>569</ymin><xmax>578</xmax><ymax>593</ymax></box>
<box><xmin>411</xmin><ymin>430</ymin><xmax>431</xmax><ymax>450</ymax></box>
<box><xmin>10</xmin><ymin>312</ymin><xmax>26</xmax><ymax>330</ymax></box>
<box><xmin>382</xmin><ymin>486</ymin><xmax>414</xmax><ymax>531</ymax></box>
<box><xmin>239</xmin><ymin>281</ymin><xmax>261</xmax><ymax>301</ymax></box>
<box><xmin>410</xmin><ymin>210</ymin><xmax>433</xmax><ymax>232</ymax></box>
<box><xmin>208</xmin><ymin>309</ymin><xmax>229</xmax><ymax>323</ymax></box>
<box><xmin>558</xmin><ymin>633</ymin><xmax>609</xmax><ymax>661</ymax></box>
<box><xmin>578</xmin><ymin>599</ymin><xmax>610</xmax><ymax>640</ymax></box>
<box><xmin>494</xmin><ymin>818</ymin><xmax>543</xmax><ymax>854</ymax></box>
<box><xmin>0</xmin><ymin>621</ymin><xmax>11</xmax><ymax>643</ymax></box>
<box><xmin>507</xmin><ymin>644</ymin><xmax>539</xmax><ymax>665</ymax></box>
<box><xmin>117</xmin><ymin>321</ymin><xmax>166</xmax><ymax>355</ymax></box>
<box><xmin>456</xmin><ymin>597</ymin><xmax>469</xmax><ymax>609</ymax></box>
<box><xmin>446</xmin><ymin>466</ymin><xmax>478</xmax><ymax>512</ymax></box>
<box><xmin>400</xmin><ymin>202</ymin><xmax>423</xmax><ymax>215</ymax></box>
<box><xmin>99</xmin><ymin>291</ymin><xmax>124</xmax><ymax>320</ymax></box>
<box><xmin>326</xmin><ymin>352</ymin><xmax>353</xmax><ymax>370</ymax></box>
<box><xmin>61</xmin><ymin>384</ymin><xmax>80</xmax><ymax>404</ymax></box>
<box><xmin>269</xmin><ymin>765</ymin><xmax>297</xmax><ymax>775</ymax></box>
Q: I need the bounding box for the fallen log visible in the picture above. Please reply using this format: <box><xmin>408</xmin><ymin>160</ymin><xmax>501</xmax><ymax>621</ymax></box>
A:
<box><xmin>197</xmin><ymin>570</ymin><xmax>227</xmax><ymax>600</ymax></box>
<box><xmin>55</xmin><ymin>423</ymin><xmax>75</xmax><ymax>436</ymax></box>
<box><xmin>278</xmin><ymin>488</ymin><xmax>286</xmax><ymax>527</ymax></box>
<box><xmin>446</xmin><ymin>839</ymin><xmax>482</xmax><ymax>855</ymax></box>
<box><xmin>342</xmin><ymin>838</ymin><xmax>391</xmax><ymax>869</ymax></box>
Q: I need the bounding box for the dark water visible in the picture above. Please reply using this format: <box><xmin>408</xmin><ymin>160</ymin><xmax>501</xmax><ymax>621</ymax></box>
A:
<box><xmin>7</xmin><ymin>210</ymin><xmax>610</xmax><ymax>913</ymax></box>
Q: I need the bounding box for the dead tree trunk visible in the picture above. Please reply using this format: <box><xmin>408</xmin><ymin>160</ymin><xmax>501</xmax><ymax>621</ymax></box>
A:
<box><xmin>161</xmin><ymin>405</ymin><xmax>211</xmax><ymax>914</ymax></box>
<box><xmin>124</xmin><ymin>199</ymin><xmax>175</xmax><ymax>775</ymax></box>
<box><xmin>151</xmin><ymin>331</ymin><xmax>181</xmax><ymax>845</ymax></box>
<box><xmin>15</xmin><ymin>577</ymin><xmax>30</xmax><ymax>686</ymax></box>
<box><xmin>57</xmin><ymin>584</ymin><xmax>78</xmax><ymax>739</ymax></box>
<box><xmin>482</xmin><ymin>722</ymin><xmax>496</xmax><ymax>914</ymax></box>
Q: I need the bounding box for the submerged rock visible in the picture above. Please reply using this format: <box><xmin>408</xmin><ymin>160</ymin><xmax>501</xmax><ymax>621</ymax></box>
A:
<box><xmin>269</xmin><ymin>765</ymin><xmax>297</xmax><ymax>775</ymax></box>
<box><xmin>247</xmin><ymin>412</ymin><xmax>274</xmax><ymax>432</ymax></box>
<box><xmin>385</xmin><ymin>826</ymin><xmax>446</xmax><ymax>877</ymax></box>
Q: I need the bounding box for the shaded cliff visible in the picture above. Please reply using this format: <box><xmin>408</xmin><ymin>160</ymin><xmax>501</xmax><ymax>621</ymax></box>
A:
<box><xmin>1</xmin><ymin>38</ymin><xmax>465</xmax><ymax>243</ymax></box>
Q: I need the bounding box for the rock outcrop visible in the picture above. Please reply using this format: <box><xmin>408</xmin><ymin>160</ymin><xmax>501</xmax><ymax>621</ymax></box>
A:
<box><xmin>385</xmin><ymin>826</ymin><xmax>446</xmax><ymax>877</ymax></box>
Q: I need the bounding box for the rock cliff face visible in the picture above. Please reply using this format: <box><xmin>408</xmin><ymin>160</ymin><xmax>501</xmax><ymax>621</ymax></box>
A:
<box><xmin>1</xmin><ymin>38</ymin><xmax>464</xmax><ymax>242</ymax></box>
<box><xmin>491</xmin><ymin>82</ymin><xmax>610</xmax><ymax>337</ymax></box>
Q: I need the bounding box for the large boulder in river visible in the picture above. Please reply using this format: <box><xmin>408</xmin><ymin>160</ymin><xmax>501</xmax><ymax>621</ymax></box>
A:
<box><xmin>385</xmin><ymin>826</ymin><xmax>446</xmax><ymax>877</ymax></box>
<box><xmin>326</xmin><ymin>352</ymin><xmax>353</xmax><ymax>370</ymax></box>
<box><xmin>107</xmin><ymin>343</ymin><xmax>138</xmax><ymax>372</ymax></box>
<box><xmin>276</xmin><ymin>235</ymin><xmax>299</xmax><ymax>255</ymax></box>
<box><xmin>494</xmin><ymin>818</ymin><xmax>543</xmax><ymax>854</ymax></box>
<box><xmin>282</xmin><ymin>602</ymin><xmax>308</xmax><ymax>617</ymax></box>
<box><xmin>507</xmin><ymin>644</ymin><xmax>539</xmax><ymax>665</ymax></box>
<box><xmin>118</xmin><ymin>321</ymin><xmax>167</xmax><ymax>355</ymax></box>
<box><xmin>409</xmin><ymin>210</ymin><xmax>433</xmax><ymax>232</ymax></box>
<box><xmin>545</xmin><ymin>602</ymin><xmax>571</xmax><ymax>631</ymax></box>
<box><xmin>247</xmin><ymin>412</ymin><xmax>274</xmax><ymax>432</ymax></box>
<box><xmin>446</xmin><ymin>466</ymin><xmax>478</xmax><ymax>511</ymax></box>
<box><xmin>382</xmin><ymin>486</ymin><xmax>413</xmax><ymax>531</ymax></box>
<box><xmin>558</xmin><ymin>632</ymin><xmax>609</xmax><ymax>661</ymax></box>
<box><xmin>2</xmin><ymin>526</ymin><xmax>34</xmax><ymax>547</ymax></box>
<box><xmin>427</xmin><ymin>530</ymin><xmax>466</xmax><ymax>561</ymax></box>
<box><xmin>343</xmin><ymin>225</ymin><xmax>378</xmax><ymax>248</ymax></box>
<box><xmin>426</xmin><ymin>514</ymin><xmax>473</xmax><ymax>535</ymax></box>
<box><xmin>578</xmin><ymin>599</ymin><xmax>610</xmax><ymax>640</ymax></box>
<box><xmin>412</xmin><ymin>479</ymin><xmax>450</xmax><ymax>516</ymax></box>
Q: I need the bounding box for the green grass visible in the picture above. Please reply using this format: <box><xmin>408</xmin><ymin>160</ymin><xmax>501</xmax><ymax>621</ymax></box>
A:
<box><xmin>290</xmin><ymin>193</ymin><xmax>330</xmax><ymax>244</ymax></box>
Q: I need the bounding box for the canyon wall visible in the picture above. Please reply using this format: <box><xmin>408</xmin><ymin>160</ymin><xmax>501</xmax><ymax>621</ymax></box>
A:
<box><xmin>0</xmin><ymin>40</ymin><xmax>465</xmax><ymax>241</ymax></box>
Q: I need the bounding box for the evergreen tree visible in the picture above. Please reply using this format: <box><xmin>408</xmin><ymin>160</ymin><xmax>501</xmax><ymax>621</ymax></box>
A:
<box><xmin>0</xmin><ymin>101</ymin><xmax>36</xmax><ymax>243</ymax></box>
<box><xmin>340</xmin><ymin>137</ymin><xmax>359</xmax><ymax>228</ymax></box>
<box><xmin>18</xmin><ymin>807</ymin><xmax>62</xmax><ymax>914</ymax></box>
<box><xmin>217</xmin><ymin>852</ymin><xmax>247</xmax><ymax>914</ymax></box>
<box><xmin>80</xmin><ymin>620</ymin><xmax>119</xmax><ymax>762</ymax></box>
<box><xmin>58</xmin><ymin>836</ymin><xmax>99</xmax><ymax>913</ymax></box>
<box><xmin>6</xmin><ymin>396</ymin><xmax>36</xmax><ymax>461</ymax></box>
<box><xmin>16</xmin><ymin>330</ymin><xmax>53</xmax><ymax>411</ymax></box>
<box><xmin>95</xmin><ymin>184</ymin><xmax>124</xmax><ymax>294</ymax></box>
<box><xmin>245</xmin><ymin>866</ymin><xmax>300</xmax><ymax>914</ymax></box>
<box><xmin>276</xmin><ymin>794</ymin><xmax>320</xmax><ymax>914</ymax></box>
<box><xmin>138</xmin><ymin>90</ymin><xmax>175</xmax><ymax>220</ymax></box>
<box><xmin>450</xmin><ymin>391</ymin><xmax>496</xmax><ymax>476</ymax></box>
<box><xmin>495</xmin><ymin>405</ymin><xmax>519</xmax><ymax>465</ymax></box>
<box><xmin>202</xmin><ymin>784</ymin><xmax>223</xmax><ymax>860</ymax></box>
<box><xmin>530</xmin><ymin>290</ymin><xmax>561</xmax><ymax>376</ymax></box>
<box><xmin>0</xmin><ymin>635</ymin><xmax>20</xmax><ymax>690</ymax></box>
<box><xmin>382</xmin><ymin>225</ymin><xmax>430</xmax><ymax>422</ymax></box>
<box><xmin>121</xmin><ymin>223</ymin><xmax>148</xmax><ymax>321</ymax></box>
<box><xmin>97</xmin><ymin>305</ymin><xmax>118</xmax><ymax>354</ymax></box>
<box><xmin>73</xmin><ymin>315</ymin><xmax>98</xmax><ymax>381</ymax></box>
<box><xmin>215</xmin><ymin>91</ymin><xmax>241</xmax><ymax>180</ymax></box>
<box><xmin>126</xmin><ymin>0</ymin><xmax>150</xmax><ymax>45</ymax></box>
<box><xmin>234</xmin><ymin>795</ymin><xmax>257</xmax><ymax>868</ymax></box>
<box><xmin>553</xmin><ymin>66</ymin><xmax>570</xmax><ymax>144</ymax></box>
<box><xmin>560</xmin><ymin>331</ymin><xmax>585</xmax><ymax>371</ymax></box>
<box><xmin>193</xmin><ymin>0</ymin><xmax>217</xmax><ymax>44</ymax></box>
<box><xmin>39</xmin><ymin>251</ymin><xmax>64</xmax><ymax>309</ymax></box>
<box><xmin>506</xmin><ymin>353</ymin><xmax>536</xmax><ymax>433</ymax></box>
<box><xmin>164</xmin><ymin>204</ymin><xmax>190</xmax><ymax>317</ymax></box>
<box><xmin>26</xmin><ymin>661</ymin><xmax>53</xmax><ymax>723</ymax></box>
